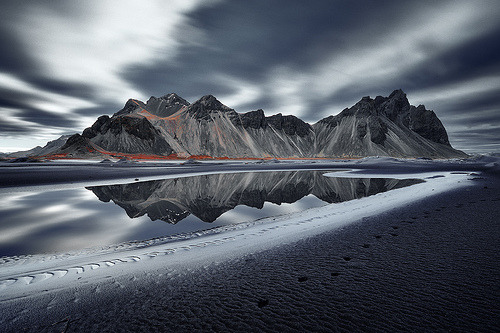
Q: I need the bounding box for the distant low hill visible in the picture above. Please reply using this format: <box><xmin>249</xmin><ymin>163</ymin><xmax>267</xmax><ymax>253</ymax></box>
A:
<box><xmin>23</xmin><ymin>90</ymin><xmax>468</xmax><ymax>159</ymax></box>
<box><xmin>7</xmin><ymin>135</ymin><xmax>72</xmax><ymax>158</ymax></box>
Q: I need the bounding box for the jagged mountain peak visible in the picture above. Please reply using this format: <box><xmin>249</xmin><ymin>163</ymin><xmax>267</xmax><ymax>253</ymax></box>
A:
<box><xmin>313</xmin><ymin>89</ymin><xmax>458</xmax><ymax>157</ymax></box>
<box><xmin>229</xmin><ymin>109</ymin><xmax>311</xmax><ymax>137</ymax></box>
<box><xmin>114</xmin><ymin>98</ymin><xmax>145</xmax><ymax>116</ymax></box>
<box><xmin>388</xmin><ymin>88</ymin><xmax>407</xmax><ymax>100</ymax></box>
<box><xmin>335</xmin><ymin>89</ymin><xmax>412</xmax><ymax>119</ymax></box>
<box><xmin>381</xmin><ymin>89</ymin><xmax>411</xmax><ymax>119</ymax></box>
<box><xmin>195</xmin><ymin>94</ymin><xmax>230</xmax><ymax>109</ymax></box>
<box><xmin>156</xmin><ymin>93</ymin><xmax>190</xmax><ymax>106</ymax></box>
<box><xmin>265</xmin><ymin>113</ymin><xmax>312</xmax><ymax>137</ymax></box>
<box><xmin>349</xmin><ymin>89</ymin><xmax>408</xmax><ymax>110</ymax></box>
<box><xmin>187</xmin><ymin>95</ymin><xmax>234</xmax><ymax>120</ymax></box>
<box><xmin>141</xmin><ymin>93</ymin><xmax>190</xmax><ymax>118</ymax></box>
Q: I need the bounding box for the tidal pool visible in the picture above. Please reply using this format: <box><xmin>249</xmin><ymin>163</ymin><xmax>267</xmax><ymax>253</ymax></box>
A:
<box><xmin>0</xmin><ymin>171</ymin><xmax>422</xmax><ymax>257</ymax></box>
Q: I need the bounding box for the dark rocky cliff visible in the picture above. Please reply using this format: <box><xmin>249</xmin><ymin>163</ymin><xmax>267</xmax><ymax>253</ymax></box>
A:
<box><xmin>48</xmin><ymin>89</ymin><xmax>465</xmax><ymax>159</ymax></box>
<box><xmin>314</xmin><ymin>90</ymin><xmax>465</xmax><ymax>158</ymax></box>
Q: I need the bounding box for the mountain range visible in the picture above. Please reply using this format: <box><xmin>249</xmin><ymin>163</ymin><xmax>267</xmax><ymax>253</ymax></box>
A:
<box><xmin>10</xmin><ymin>89</ymin><xmax>467</xmax><ymax>159</ymax></box>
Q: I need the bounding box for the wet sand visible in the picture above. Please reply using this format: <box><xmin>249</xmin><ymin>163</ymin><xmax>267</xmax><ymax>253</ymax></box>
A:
<box><xmin>1</xmin><ymin>170</ymin><xmax>498</xmax><ymax>332</ymax></box>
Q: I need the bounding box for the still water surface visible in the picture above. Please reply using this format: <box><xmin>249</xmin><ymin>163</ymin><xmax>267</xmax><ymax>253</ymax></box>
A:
<box><xmin>0</xmin><ymin>171</ymin><xmax>422</xmax><ymax>257</ymax></box>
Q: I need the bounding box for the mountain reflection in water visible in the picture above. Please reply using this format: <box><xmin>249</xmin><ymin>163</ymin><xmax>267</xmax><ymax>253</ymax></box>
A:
<box><xmin>86</xmin><ymin>171</ymin><xmax>422</xmax><ymax>224</ymax></box>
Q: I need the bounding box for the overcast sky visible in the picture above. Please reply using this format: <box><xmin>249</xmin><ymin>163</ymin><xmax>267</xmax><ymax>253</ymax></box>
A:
<box><xmin>0</xmin><ymin>0</ymin><xmax>499</xmax><ymax>153</ymax></box>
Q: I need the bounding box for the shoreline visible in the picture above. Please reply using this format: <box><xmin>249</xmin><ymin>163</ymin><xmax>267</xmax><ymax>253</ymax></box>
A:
<box><xmin>0</xmin><ymin>157</ymin><xmax>495</xmax><ymax>190</ymax></box>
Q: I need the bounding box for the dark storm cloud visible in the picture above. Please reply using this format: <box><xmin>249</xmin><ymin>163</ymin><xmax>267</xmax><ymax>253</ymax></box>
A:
<box><xmin>124</xmin><ymin>0</ymin><xmax>429</xmax><ymax>104</ymax></box>
<box><xmin>0</xmin><ymin>28</ymin><xmax>38</xmax><ymax>75</ymax></box>
<box><xmin>433</xmin><ymin>89</ymin><xmax>500</xmax><ymax>117</ymax></box>
<box><xmin>27</xmin><ymin>77</ymin><xmax>96</xmax><ymax>101</ymax></box>
<box><xmin>0</xmin><ymin>95</ymin><xmax>25</xmax><ymax>110</ymax></box>
<box><xmin>0</xmin><ymin>1</ymin><xmax>98</xmax><ymax>105</ymax></box>
<box><xmin>183</xmin><ymin>0</ymin><xmax>438</xmax><ymax>74</ymax></box>
<box><xmin>0</xmin><ymin>122</ymin><xmax>30</xmax><ymax>134</ymax></box>
<box><xmin>403</xmin><ymin>27</ymin><xmax>500</xmax><ymax>89</ymax></box>
<box><xmin>300</xmin><ymin>22</ymin><xmax>500</xmax><ymax>121</ymax></box>
<box><xmin>0</xmin><ymin>81</ymin><xmax>93</xmax><ymax>109</ymax></box>
<box><xmin>73</xmin><ymin>103</ymin><xmax>123</xmax><ymax>118</ymax></box>
<box><xmin>450</xmin><ymin>127</ymin><xmax>500</xmax><ymax>153</ymax></box>
<box><xmin>0</xmin><ymin>85</ymin><xmax>90</xmax><ymax>122</ymax></box>
<box><xmin>0</xmin><ymin>88</ymin><xmax>78</xmax><ymax>132</ymax></box>
<box><xmin>18</xmin><ymin>108</ymin><xmax>76</xmax><ymax>128</ymax></box>
<box><xmin>0</xmin><ymin>87</ymin><xmax>44</xmax><ymax>111</ymax></box>
<box><xmin>124</xmin><ymin>1</ymin><xmax>500</xmax><ymax>118</ymax></box>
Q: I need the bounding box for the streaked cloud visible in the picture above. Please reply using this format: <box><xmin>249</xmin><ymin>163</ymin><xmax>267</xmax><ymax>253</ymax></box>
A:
<box><xmin>0</xmin><ymin>0</ymin><xmax>214</xmax><ymax>151</ymax></box>
<box><xmin>0</xmin><ymin>0</ymin><xmax>499</xmax><ymax>153</ymax></box>
<box><xmin>14</xmin><ymin>0</ymin><xmax>209</xmax><ymax>103</ymax></box>
<box><xmin>0</xmin><ymin>72</ymin><xmax>97</xmax><ymax>114</ymax></box>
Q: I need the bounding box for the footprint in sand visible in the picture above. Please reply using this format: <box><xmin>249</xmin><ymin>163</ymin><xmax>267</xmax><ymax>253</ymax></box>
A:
<box><xmin>83</xmin><ymin>264</ymin><xmax>100</xmax><ymax>271</ymax></box>
<box><xmin>46</xmin><ymin>296</ymin><xmax>58</xmax><ymax>310</ymax></box>
<box><xmin>257</xmin><ymin>299</ymin><xmax>269</xmax><ymax>308</ymax></box>
<box><xmin>112</xmin><ymin>259</ymin><xmax>125</xmax><ymax>264</ymax></box>
<box><xmin>113</xmin><ymin>281</ymin><xmax>125</xmax><ymax>289</ymax></box>
<box><xmin>30</xmin><ymin>272</ymin><xmax>54</xmax><ymax>284</ymax></box>
<box><xmin>68</xmin><ymin>267</ymin><xmax>84</xmax><ymax>274</ymax></box>
<box><xmin>0</xmin><ymin>279</ymin><xmax>17</xmax><ymax>289</ymax></box>
<box><xmin>53</xmin><ymin>270</ymin><xmax>68</xmax><ymax>278</ymax></box>
<box><xmin>15</xmin><ymin>276</ymin><xmax>34</xmax><ymax>285</ymax></box>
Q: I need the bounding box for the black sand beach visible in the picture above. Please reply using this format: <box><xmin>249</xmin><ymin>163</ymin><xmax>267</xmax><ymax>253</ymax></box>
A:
<box><xmin>1</xmin><ymin>167</ymin><xmax>498</xmax><ymax>332</ymax></box>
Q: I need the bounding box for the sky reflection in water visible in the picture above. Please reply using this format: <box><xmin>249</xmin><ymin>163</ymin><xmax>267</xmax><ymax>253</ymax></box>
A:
<box><xmin>0</xmin><ymin>171</ymin><xmax>421</xmax><ymax>257</ymax></box>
